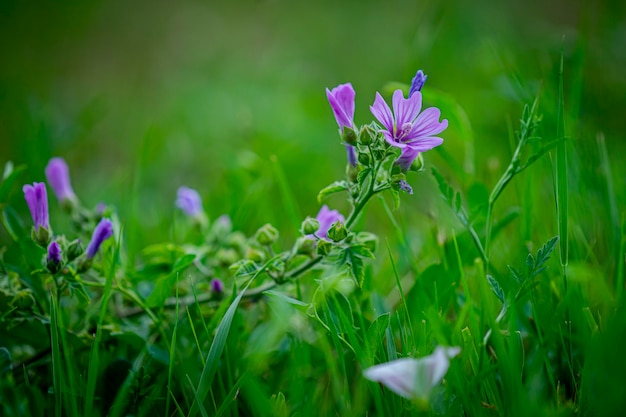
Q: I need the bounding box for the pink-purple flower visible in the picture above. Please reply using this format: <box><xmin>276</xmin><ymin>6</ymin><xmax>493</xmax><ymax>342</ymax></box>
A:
<box><xmin>23</xmin><ymin>182</ymin><xmax>50</xmax><ymax>233</ymax></box>
<box><xmin>86</xmin><ymin>218</ymin><xmax>113</xmax><ymax>259</ymax></box>
<box><xmin>45</xmin><ymin>157</ymin><xmax>77</xmax><ymax>205</ymax></box>
<box><xmin>326</xmin><ymin>83</ymin><xmax>357</xmax><ymax>166</ymax></box>
<box><xmin>176</xmin><ymin>186</ymin><xmax>204</xmax><ymax>218</ymax></box>
<box><xmin>315</xmin><ymin>205</ymin><xmax>345</xmax><ymax>239</ymax></box>
<box><xmin>370</xmin><ymin>89</ymin><xmax>447</xmax><ymax>170</ymax></box>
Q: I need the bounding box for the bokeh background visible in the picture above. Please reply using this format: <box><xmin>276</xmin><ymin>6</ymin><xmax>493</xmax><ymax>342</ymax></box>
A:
<box><xmin>1</xmin><ymin>0</ymin><xmax>624</xmax><ymax>271</ymax></box>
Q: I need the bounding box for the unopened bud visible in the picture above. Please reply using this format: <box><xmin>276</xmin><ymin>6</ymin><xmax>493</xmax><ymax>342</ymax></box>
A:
<box><xmin>255</xmin><ymin>224</ymin><xmax>279</xmax><ymax>246</ymax></box>
<box><xmin>246</xmin><ymin>247</ymin><xmax>266</xmax><ymax>263</ymax></box>
<box><xmin>341</xmin><ymin>126</ymin><xmax>358</xmax><ymax>146</ymax></box>
<box><xmin>301</xmin><ymin>217</ymin><xmax>320</xmax><ymax>235</ymax></box>
<box><xmin>216</xmin><ymin>248</ymin><xmax>239</xmax><ymax>267</ymax></box>
<box><xmin>296</xmin><ymin>237</ymin><xmax>316</xmax><ymax>256</ymax></box>
<box><xmin>409</xmin><ymin>153</ymin><xmax>425</xmax><ymax>172</ymax></box>
<box><xmin>66</xmin><ymin>239</ymin><xmax>83</xmax><ymax>262</ymax></box>
<box><xmin>327</xmin><ymin>221</ymin><xmax>348</xmax><ymax>242</ymax></box>
<box><xmin>359</xmin><ymin>125</ymin><xmax>375</xmax><ymax>145</ymax></box>
<box><xmin>357</xmin><ymin>152</ymin><xmax>371</xmax><ymax>166</ymax></box>
<box><xmin>316</xmin><ymin>239</ymin><xmax>333</xmax><ymax>256</ymax></box>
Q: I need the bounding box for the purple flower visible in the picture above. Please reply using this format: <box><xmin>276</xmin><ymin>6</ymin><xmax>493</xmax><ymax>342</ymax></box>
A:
<box><xmin>409</xmin><ymin>69</ymin><xmax>428</xmax><ymax>98</ymax></box>
<box><xmin>315</xmin><ymin>205</ymin><xmax>345</xmax><ymax>239</ymax></box>
<box><xmin>23</xmin><ymin>182</ymin><xmax>50</xmax><ymax>232</ymax></box>
<box><xmin>86</xmin><ymin>218</ymin><xmax>113</xmax><ymax>258</ymax></box>
<box><xmin>326</xmin><ymin>83</ymin><xmax>357</xmax><ymax>167</ymax></box>
<box><xmin>45</xmin><ymin>158</ymin><xmax>77</xmax><ymax>204</ymax></box>
<box><xmin>370</xmin><ymin>90</ymin><xmax>448</xmax><ymax>171</ymax></box>
<box><xmin>210</xmin><ymin>278</ymin><xmax>224</xmax><ymax>294</ymax></box>
<box><xmin>47</xmin><ymin>241</ymin><xmax>62</xmax><ymax>265</ymax></box>
<box><xmin>176</xmin><ymin>186</ymin><xmax>203</xmax><ymax>217</ymax></box>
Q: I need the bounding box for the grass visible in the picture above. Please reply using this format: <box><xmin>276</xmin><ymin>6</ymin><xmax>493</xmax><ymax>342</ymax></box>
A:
<box><xmin>1</xmin><ymin>1</ymin><xmax>625</xmax><ymax>416</ymax></box>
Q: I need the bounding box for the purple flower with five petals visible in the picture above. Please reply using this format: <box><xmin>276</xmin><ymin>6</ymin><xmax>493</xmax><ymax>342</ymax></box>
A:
<box><xmin>326</xmin><ymin>83</ymin><xmax>357</xmax><ymax>167</ymax></box>
<box><xmin>370</xmin><ymin>90</ymin><xmax>448</xmax><ymax>170</ymax></box>
<box><xmin>315</xmin><ymin>205</ymin><xmax>345</xmax><ymax>239</ymax></box>
<box><xmin>45</xmin><ymin>158</ymin><xmax>77</xmax><ymax>205</ymax></box>
<box><xmin>86</xmin><ymin>218</ymin><xmax>113</xmax><ymax>259</ymax></box>
<box><xmin>23</xmin><ymin>182</ymin><xmax>50</xmax><ymax>232</ymax></box>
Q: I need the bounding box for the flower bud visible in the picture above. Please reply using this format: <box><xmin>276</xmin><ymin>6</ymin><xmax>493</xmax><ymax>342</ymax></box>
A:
<box><xmin>255</xmin><ymin>223</ymin><xmax>279</xmax><ymax>246</ymax></box>
<box><xmin>46</xmin><ymin>241</ymin><xmax>63</xmax><ymax>274</ymax></box>
<box><xmin>357</xmin><ymin>152</ymin><xmax>371</xmax><ymax>166</ymax></box>
<box><xmin>210</xmin><ymin>278</ymin><xmax>224</xmax><ymax>294</ymax></box>
<box><xmin>359</xmin><ymin>125</ymin><xmax>375</xmax><ymax>145</ymax></box>
<box><xmin>301</xmin><ymin>217</ymin><xmax>320</xmax><ymax>235</ymax></box>
<box><xmin>341</xmin><ymin>126</ymin><xmax>358</xmax><ymax>146</ymax></box>
<box><xmin>409</xmin><ymin>153</ymin><xmax>425</xmax><ymax>172</ymax></box>
<box><xmin>66</xmin><ymin>239</ymin><xmax>83</xmax><ymax>261</ymax></box>
<box><xmin>316</xmin><ymin>239</ymin><xmax>333</xmax><ymax>256</ymax></box>
<box><xmin>216</xmin><ymin>248</ymin><xmax>239</xmax><ymax>267</ymax></box>
<box><xmin>327</xmin><ymin>221</ymin><xmax>348</xmax><ymax>242</ymax></box>
<box><xmin>45</xmin><ymin>158</ymin><xmax>78</xmax><ymax>210</ymax></box>
<box><xmin>295</xmin><ymin>237</ymin><xmax>316</xmax><ymax>256</ymax></box>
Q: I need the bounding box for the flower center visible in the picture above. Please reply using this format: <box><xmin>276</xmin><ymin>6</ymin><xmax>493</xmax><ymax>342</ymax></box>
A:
<box><xmin>396</xmin><ymin>122</ymin><xmax>413</xmax><ymax>142</ymax></box>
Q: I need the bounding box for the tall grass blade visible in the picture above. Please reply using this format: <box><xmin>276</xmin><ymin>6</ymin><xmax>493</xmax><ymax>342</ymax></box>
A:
<box><xmin>555</xmin><ymin>50</ymin><xmax>569</xmax><ymax>275</ymax></box>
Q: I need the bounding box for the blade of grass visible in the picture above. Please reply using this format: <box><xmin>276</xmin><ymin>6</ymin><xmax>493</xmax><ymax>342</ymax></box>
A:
<box><xmin>555</xmin><ymin>49</ymin><xmax>569</xmax><ymax>280</ymax></box>
<box><xmin>49</xmin><ymin>290</ymin><xmax>63</xmax><ymax>417</ymax></box>
<box><xmin>187</xmin><ymin>258</ymin><xmax>276</xmax><ymax>417</ymax></box>
<box><xmin>165</xmin><ymin>277</ymin><xmax>180</xmax><ymax>417</ymax></box>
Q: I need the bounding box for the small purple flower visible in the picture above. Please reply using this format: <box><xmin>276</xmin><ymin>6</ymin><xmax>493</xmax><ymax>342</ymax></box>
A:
<box><xmin>326</xmin><ymin>83</ymin><xmax>357</xmax><ymax>167</ymax></box>
<box><xmin>47</xmin><ymin>241</ymin><xmax>62</xmax><ymax>265</ymax></box>
<box><xmin>210</xmin><ymin>278</ymin><xmax>224</xmax><ymax>294</ymax></box>
<box><xmin>23</xmin><ymin>182</ymin><xmax>50</xmax><ymax>231</ymax></box>
<box><xmin>176</xmin><ymin>186</ymin><xmax>204</xmax><ymax>217</ymax></box>
<box><xmin>85</xmin><ymin>218</ymin><xmax>113</xmax><ymax>259</ymax></box>
<box><xmin>409</xmin><ymin>69</ymin><xmax>428</xmax><ymax>98</ymax></box>
<box><xmin>370</xmin><ymin>90</ymin><xmax>448</xmax><ymax>171</ymax></box>
<box><xmin>315</xmin><ymin>205</ymin><xmax>345</xmax><ymax>239</ymax></box>
<box><xmin>45</xmin><ymin>158</ymin><xmax>77</xmax><ymax>204</ymax></box>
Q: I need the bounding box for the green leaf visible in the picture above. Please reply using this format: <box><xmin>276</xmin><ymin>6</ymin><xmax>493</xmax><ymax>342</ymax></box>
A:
<box><xmin>486</xmin><ymin>274</ymin><xmax>505</xmax><ymax>304</ymax></box>
<box><xmin>317</xmin><ymin>181</ymin><xmax>349</xmax><ymax>203</ymax></box>
<box><xmin>330</xmin><ymin>244</ymin><xmax>374</xmax><ymax>288</ymax></box>
<box><xmin>365</xmin><ymin>312</ymin><xmax>390</xmax><ymax>358</ymax></box>
<box><xmin>229</xmin><ymin>259</ymin><xmax>259</xmax><ymax>277</ymax></box>
<box><xmin>263</xmin><ymin>290</ymin><xmax>309</xmax><ymax>309</ymax></box>
<box><xmin>357</xmin><ymin>168</ymin><xmax>371</xmax><ymax>189</ymax></box>
<box><xmin>507</xmin><ymin>265</ymin><xmax>524</xmax><ymax>284</ymax></box>
<box><xmin>145</xmin><ymin>254</ymin><xmax>195</xmax><ymax>308</ymax></box>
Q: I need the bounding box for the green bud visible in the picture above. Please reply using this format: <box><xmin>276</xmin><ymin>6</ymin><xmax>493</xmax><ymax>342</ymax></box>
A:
<box><xmin>391</xmin><ymin>164</ymin><xmax>402</xmax><ymax>176</ymax></box>
<box><xmin>216</xmin><ymin>248</ymin><xmax>240</xmax><ymax>267</ymax></box>
<box><xmin>316</xmin><ymin>239</ymin><xmax>333</xmax><ymax>256</ymax></box>
<box><xmin>11</xmin><ymin>290</ymin><xmax>35</xmax><ymax>309</ymax></box>
<box><xmin>255</xmin><ymin>223</ymin><xmax>279</xmax><ymax>246</ymax></box>
<box><xmin>359</xmin><ymin>125</ymin><xmax>375</xmax><ymax>145</ymax></box>
<box><xmin>225</xmin><ymin>231</ymin><xmax>247</xmax><ymax>252</ymax></box>
<box><xmin>409</xmin><ymin>153</ymin><xmax>425</xmax><ymax>172</ymax></box>
<box><xmin>301</xmin><ymin>217</ymin><xmax>320</xmax><ymax>235</ymax></box>
<box><xmin>46</xmin><ymin>258</ymin><xmax>62</xmax><ymax>275</ymax></box>
<box><xmin>356</xmin><ymin>232</ymin><xmax>379</xmax><ymax>253</ymax></box>
<box><xmin>246</xmin><ymin>247</ymin><xmax>266</xmax><ymax>263</ymax></box>
<box><xmin>66</xmin><ymin>239</ymin><xmax>83</xmax><ymax>262</ymax></box>
<box><xmin>295</xmin><ymin>237</ymin><xmax>316</xmax><ymax>256</ymax></box>
<box><xmin>357</xmin><ymin>152</ymin><xmax>370</xmax><ymax>166</ymax></box>
<box><xmin>327</xmin><ymin>221</ymin><xmax>348</xmax><ymax>242</ymax></box>
<box><xmin>341</xmin><ymin>126</ymin><xmax>358</xmax><ymax>146</ymax></box>
<box><xmin>32</xmin><ymin>226</ymin><xmax>51</xmax><ymax>247</ymax></box>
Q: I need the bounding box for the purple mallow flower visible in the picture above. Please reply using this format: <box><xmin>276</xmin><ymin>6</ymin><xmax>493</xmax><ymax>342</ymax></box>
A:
<box><xmin>45</xmin><ymin>158</ymin><xmax>77</xmax><ymax>204</ymax></box>
<box><xmin>47</xmin><ymin>241</ymin><xmax>62</xmax><ymax>265</ymax></box>
<box><xmin>409</xmin><ymin>69</ymin><xmax>428</xmax><ymax>98</ymax></box>
<box><xmin>326</xmin><ymin>83</ymin><xmax>357</xmax><ymax>167</ymax></box>
<box><xmin>176</xmin><ymin>186</ymin><xmax>204</xmax><ymax>217</ymax></box>
<box><xmin>85</xmin><ymin>218</ymin><xmax>113</xmax><ymax>259</ymax></box>
<box><xmin>315</xmin><ymin>205</ymin><xmax>345</xmax><ymax>239</ymax></box>
<box><xmin>23</xmin><ymin>182</ymin><xmax>50</xmax><ymax>232</ymax></box>
<box><xmin>370</xmin><ymin>89</ymin><xmax>447</xmax><ymax>171</ymax></box>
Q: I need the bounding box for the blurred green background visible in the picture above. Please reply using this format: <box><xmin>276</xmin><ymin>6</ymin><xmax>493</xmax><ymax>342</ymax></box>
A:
<box><xmin>1</xmin><ymin>0</ymin><xmax>624</xmax><ymax>269</ymax></box>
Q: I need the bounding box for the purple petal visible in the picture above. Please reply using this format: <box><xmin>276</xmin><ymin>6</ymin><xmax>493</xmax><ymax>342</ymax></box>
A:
<box><xmin>86</xmin><ymin>218</ymin><xmax>113</xmax><ymax>258</ymax></box>
<box><xmin>409</xmin><ymin>107</ymin><xmax>448</xmax><ymax>138</ymax></box>
<box><xmin>370</xmin><ymin>92</ymin><xmax>394</xmax><ymax>133</ymax></box>
<box><xmin>47</xmin><ymin>241</ymin><xmax>62</xmax><ymax>264</ymax></box>
<box><xmin>326</xmin><ymin>83</ymin><xmax>355</xmax><ymax>131</ymax></box>
<box><xmin>406</xmin><ymin>136</ymin><xmax>444</xmax><ymax>153</ymax></box>
<box><xmin>45</xmin><ymin>158</ymin><xmax>76</xmax><ymax>203</ymax></box>
<box><xmin>315</xmin><ymin>205</ymin><xmax>345</xmax><ymax>239</ymax></box>
<box><xmin>176</xmin><ymin>186</ymin><xmax>203</xmax><ymax>217</ymax></box>
<box><xmin>409</xmin><ymin>70</ymin><xmax>427</xmax><ymax>97</ymax></box>
<box><xmin>345</xmin><ymin>144</ymin><xmax>357</xmax><ymax>167</ymax></box>
<box><xmin>395</xmin><ymin>147</ymin><xmax>420</xmax><ymax>171</ymax></box>
<box><xmin>392</xmin><ymin>90</ymin><xmax>422</xmax><ymax>128</ymax></box>
<box><xmin>23</xmin><ymin>182</ymin><xmax>49</xmax><ymax>230</ymax></box>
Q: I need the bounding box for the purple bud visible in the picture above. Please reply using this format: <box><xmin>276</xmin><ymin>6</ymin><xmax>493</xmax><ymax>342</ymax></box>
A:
<box><xmin>210</xmin><ymin>278</ymin><xmax>224</xmax><ymax>294</ymax></box>
<box><xmin>409</xmin><ymin>70</ymin><xmax>427</xmax><ymax>98</ymax></box>
<box><xmin>23</xmin><ymin>182</ymin><xmax>50</xmax><ymax>231</ymax></box>
<box><xmin>47</xmin><ymin>241</ymin><xmax>62</xmax><ymax>264</ymax></box>
<box><xmin>86</xmin><ymin>218</ymin><xmax>113</xmax><ymax>258</ymax></box>
<box><xmin>397</xmin><ymin>180</ymin><xmax>414</xmax><ymax>195</ymax></box>
<box><xmin>176</xmin><ymin>186</ymin><xmax>203</xmax><ymax>217</ymax></box>
<box><xmin>45</xmin><ymin>158</ymin><xmax>77</xmax><ymax>204</ymax></box>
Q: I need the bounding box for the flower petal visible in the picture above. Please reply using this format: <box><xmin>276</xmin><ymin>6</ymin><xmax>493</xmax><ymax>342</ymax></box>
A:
<box><xmin>409</xmin><ymin>107</ymin><xmax>448</xmax><ymax>138</ymax></box>
<box><xmin>326</xmin><ymin>83</ymin><xmax>355</xmax><ymax>130</ymax></box>
<box><xmin>363</xmin><ymin>358</ymin><xmax>419</xmax><ymax>399</ymax></box>
<box><xmin>370</xmin><ymin>92</ymin><xmax>394</xmax><ymax>133</ymax></box>
<box><xmin>406</xmin><ymin>136</ymin><xmax>444</xmax><ymax>153</ymax></box>
<box><xmin>392</xmin><ymin>89</ymin><xmax>422</xmax><ymax>128</ymax></box>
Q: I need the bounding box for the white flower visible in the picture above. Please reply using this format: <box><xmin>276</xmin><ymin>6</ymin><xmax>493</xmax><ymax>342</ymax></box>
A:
<box><xmin>363</xmin><ymin>346</ymin><xmax>461</xmax><ymax>400</ymax></box>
